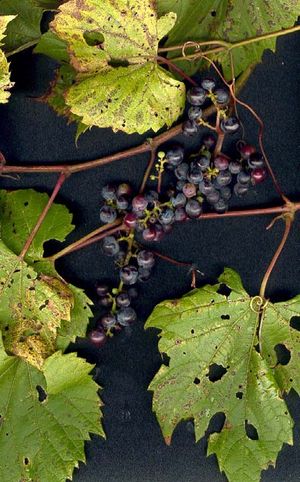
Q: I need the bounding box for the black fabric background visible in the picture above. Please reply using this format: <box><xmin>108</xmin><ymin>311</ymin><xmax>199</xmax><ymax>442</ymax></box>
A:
<box><xmin>0</xmin><ymin>28</ymin><xmax>300</xmax><ymax>482</ymax></box>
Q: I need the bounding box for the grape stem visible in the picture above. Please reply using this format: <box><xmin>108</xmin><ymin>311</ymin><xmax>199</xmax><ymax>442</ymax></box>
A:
<box><xmin>259</xmin><ymin>215</ymin><xmax>293</xmax><ymax>300</ymax></box>
<box><xmin>140</xmin><ymin>147</ymin><xmax>157</xmax><ymax>194</ymax></box>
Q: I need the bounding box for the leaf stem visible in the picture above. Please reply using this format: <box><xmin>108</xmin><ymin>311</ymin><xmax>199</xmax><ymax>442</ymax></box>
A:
<box><xmin>259</xmin><ymin>216</ymin><xmax>293</xmax><ymax>299</ymax></box>
<box><xmin>19</xmin><ymin>172</ymin><xmax>67</xmax><ymax>259</ymax></box>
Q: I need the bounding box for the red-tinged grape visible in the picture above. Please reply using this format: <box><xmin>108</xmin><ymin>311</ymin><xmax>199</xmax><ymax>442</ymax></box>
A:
<box><xmin>132</xmin><ymin>194</ymin><xmax>148</xmax><ymax>211</ymax></box>
<box><xmin>214</xmin><ymin>155</ymin><xmax>229</xmax><ymax>171</ymax></box>
<box><xmin>202</xmin><ymin>134</ymin><xmax>216</xmax><ymax>149</ymax></box>
<box><xmin>251</xmin><ymin>167</ymin><xmax>267</xmax><ymax>183</ymax></box>
<box><xmin>238</xmin><ymin>143</ymin><xmax>256</xmax><ymax>159</ymax></box>
<box><xmin>183</xmin><ymin>183</ymin><xmax>197</xmax><ymax>198</ymax></box>
<box><xmin>143</xmin><ymin>226</ymin><xmax>156</xmax><ymax>241</ymax></box>
<box><xmin>124</xmin><ymin>212</ymin><xmax>137</xmax><ymax>228</ymax></box>
<box><xmin>175</xmin><ymin>207</ymin><xmax>188</xmax><ymax>222</ymax></box>
<box><xmin>88</xmin><ymin>329</ymin><xmax>107</xmax><ymax>347</ymax></box>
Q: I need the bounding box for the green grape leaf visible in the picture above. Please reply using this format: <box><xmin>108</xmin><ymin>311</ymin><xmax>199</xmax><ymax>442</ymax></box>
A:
<box><xmin>0</xmin><ymin>189</ymin><xmax>74</xmax><ymax>263</ymax></box>
<box><xmin>157</xmin><ymin>0</ymin><xmax>300</xmax><ymax>78</ymax></box>
<box><xmin>0</xmin><ymin>189</ymin><xmax>93</xmax><ymax>351</ymax></box>
<box><xmin>0</xmin><ymin>240</ymin><xmax>73</xmax><ymax>368</ymax></box>
<box><xmin>34</xmin><ymin>30</ymin><xmax>69</xmax><ymax>62</ymax></box>
<box><xmin>0</xmin><ymin>0</ymin><xmax>44</xmax><ymax>55</ymax></box>
<box><xmin>145</xmin><ymin>268</ymin><xmax>300</xmax><ymax>482</ymax></box>
<box><xmin>41</xmin><ymin>0</ymin><xmax>185</xmax><ymax>134</ymax></box>
<box><xmin>0</xmin><ymin>16</ymin><xmax>15</xmax><ymax>103</ymax></box>
<box><xmin>34</xmin><ymin>0</ymin><xmax>62</xmax><ymax>9</ymax></box>
<box><xmin>0</xmin><ymin>341</ymin><xmax>104</xmax><ymax>482</ymax></box>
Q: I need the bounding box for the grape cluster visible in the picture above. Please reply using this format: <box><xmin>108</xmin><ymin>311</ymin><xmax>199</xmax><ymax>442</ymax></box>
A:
<box><xmin>88</xmin><ymin>77</ymin><xmax>268</xmax><ymax>347</ymax></box>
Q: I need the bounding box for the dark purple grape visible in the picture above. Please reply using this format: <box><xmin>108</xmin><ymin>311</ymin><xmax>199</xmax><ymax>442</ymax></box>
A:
<box><xmin>183</xmin><ymin>120</ymin><xmax>199</xmax><ymax>136</ymax></box>
<box><xmin>229</xmin><ymin>160</ymin><xmax>242</xmax><ymax>174</ymax></box>
<box><xmin>201</xmin><ymin>78</ymin><xmax>216</xmax><ymax>91</ymax></box>
<box><xmin>159</xmin><ymin>208</ymin><xmax>175</xmax><ymax>225</ymax></box>
<box><xmin>96</xmin><ymin>283</ymin><xmax>110</xmax><ymax>297</ymax></box>
<box><xmin>88</xmin><ymin>328</ymin><xmax>107</xmax><ymax>347</ymax></box>
<box><xmin>153</xmin><ymin>224</ymin><xmax>165</xmax><ymax>241</ymax></box>
<box><xmin>165</xmin><ymin>145</ymin><xmax>185</xmax><ymax>166</ymax></box>
<box><xmin>214</xmin><ymin>155</ymin><xmax>229</xmax><ymax>171</ymax></box>
<box><xmin>237</xmin><ymin>171</ymin><xmax>251</xmax><ymax>185</ymax></box>
<box><xmin>132</xmin><ymin>195</ymin><xmax>148</xmax><ymax>212</ymax></box>
<box><xmin>175</xmin><ymin>207</ymin><xmax>188</xmax><ymax>222</ymax></box>
<box><xmin>234</xmin><ymin>183</ymin><xmax>249</xmax><ymax>196</ymax></box>
<box><xmin>183</xmin><ymin>183</ymin><xmax>197</xmax><ymax>198</ymax></box>
<box><xmin>162</xmin><ymin>223</ymin><xmax>173</xmax><ymax>234</ymax></box>
<box><xmin>196</xmin><ymin>155</ymin><xmax>210</xmax><ymax>171</ymax></box>
<box><xmin>100</xmin><ymin>205</ymin><xmax>117</xmax><ymax>224</ymax></box>
<box><xmin>166</xmin><ymin>186</ymin><xmax>176</xmax><ymax>199</ymax></box>
<box><xmin>213</xmin><ymin>199</ymin><xmax>228</xmax><ymax>214</ymax></box>
<box><xmin>137</xmin><ymin>250</ymin><xmax>155</xmax><ymax>269</ymax></box>
<box><xmin>100</xmin><ymin>313</ymin><xmax>116</xmax><ymax>329</ymax></box>
<box><xmin>175</xmin><ymin>162</ymin><xmax>189</xmax><ymax>180</ymax></box>
<box><xmin>216</xmin><ymin>170</ymin><xmax>232</xmax><ymax>187</ymax></box>
<box><xmin>248</xmin><ymin>153</ymin><xmax>265</xmax><ymax>169</ymax></box>
<box><xmin>117</xmin><ymin>307</ymin><xmax>137</xmax><ymax>326</ymax></box>
<box><xmin>102</xmin><ymin>235</ymin><xmax>120</xmax><ymax>256</ymax></box>
<box><xmin>101</xmin><ymin>184</ymin><xmax>116</xmax><ymax>201</ymax></box>
<box><xmin>202</xmin><ymin>134</ymin><xmax>216</xmax><ymax>150</ymax></box>
<box><xmin>220</xmin><ymin>187</ymin><xmax>232</xmax><ymax>201</ymax></box>
<box><xmin>116</xmin><ymin>292</ymin><xmax>131</xmax><ymax>307</ymax></box>
<box><xmin>143</xmin><ymin>226</ymin><xmax>156</xmax><ymax>241</ymax></box>
<box><xmin>116</xmin><ymin>195</ymin><xmax>129</xmax><ymax>210</ymax></box>
<box><xmin>117</xmin><ymin>183</ymin><xmax>132</xmax><ymax>197</ymax></box>
<box><xmin>238</xmin><ymin>143</ymin><xmax>256</xmax><ymax>159</ymax></box>
<box><xmin>187</xmin><ymin>86</ymin><xmax>207</xmax><ymax>106</ymax></box>
<box><xmin>98</xmin><ymin>294</ymin><xmax>113</xmax><ymax>308</ymax></box>
<box><xmin>144</xmin><ymin>190</ymin><xmax>159</xmax><ymax>202</ymax></box>
<box><xmin>188</xmin><ymin>167</ymin><xmax>203</xmax><ymax>184</ymax></box>
<box><xmin>171</xmin><ymin>192</ymin><xmax>187</xmax><ymax>208</ymax></box>
<box><xmin>188</xmin><ymin>106</ymin><xmax>203</xmax><ymax>122</ymax></box>
<box><xmin>206</xmin><ymin>189</ymin><xmax>220</xmax><ymax>204</ymax></box>
<box><xmin>124</xmin><ymin>212</ymin><xmax>138</xmax><ymax>228</ymax></box>
<box><xmin>185</xmin><ymin>199</ymin><xmax>202</xmax><ymax>218</ymax></box>
<box><xmin>198</xmin><ymin>180</ymin><xmax>214</xmax><ymax>195</ymax></box>
<box><xmin>251</xmin><ymin>167</ymin><xmax>267</xmax><ymax>183</ymax></box>
<box><xmin>220</xmin><ymin>116</ymin><xmax>240</xmax><ymax>134</ymax></box>
<box><xmin>138</xmin><ymin>267</ymin><xmax>152</xmax><ymax>282</ymax></box>
<box><xmin>120</xmin><ymin>265</ymin><xmax>139</xmax><ymax>285</ymax></box>
<box><xmin>214</xmin><ymin>88</ymin><xmax>230</xmax><ymax>105</ymax></box>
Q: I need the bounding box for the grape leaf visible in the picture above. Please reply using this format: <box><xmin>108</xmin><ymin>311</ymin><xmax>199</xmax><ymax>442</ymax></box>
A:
<box><xmin>0</xmin><ymin>0</ymin><xmax>44</xmax><ymax>55</ymax></box>
<box><xmin>145</xmin><ymin>268</ymin><xmax>299</xmax><ymax>482</ymax></box>
<box><xmin>0</xmin><ymin>340</ymin><xmax>104</xmax><ymax>482</ymax></box>
<box><xmin>38</xmin><ymin>0</ymin><xmax>185</xmax><ymax>134</ymax></box>
<box><xmin>0</xmin><ymin>189</ymin><xmax>74</xmax><ymax>263</ymax></box>
<box><xmin>0</xmin><ymin>189</ymin><xmax>93</xmax><ymax>352</ymax></box>
<box><xmin>0</xmin><ymin>16</ymin><xmax>15</xmax><ymax>103</ymax></box>
<box><xmin>34</xmin><ymin>0</ymin><xmax>62</xmax><ymax>9</ymax></box>
<box><xmin>157</xmin><ymin>0</ymin><xmax>300</xmax><ymax>78</ymax></box>
<box><xmin>0</xmin><ymin>240</ymin><xmax>72</xmax><ymax>368</ymax></box>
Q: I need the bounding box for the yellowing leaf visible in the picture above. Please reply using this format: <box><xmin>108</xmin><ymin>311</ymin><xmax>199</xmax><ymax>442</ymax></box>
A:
<box><xmin>0</xmin><ymin>16</ymin><xmax>15</xmax><ymax>103</ymax></box>
<box><xmin>146</xmin><ymin>268</ymin><xmax>299</xmax><ymax>482</ymax></box>
<box><xmin>0</xmin><ymin>343</ymin><xmax>104</xmax><ymax>482</ymax></box>
<box><xmin>44</xmin><ymin>0</ymin><xmax>185</xmax><ymax>134</ymax></box>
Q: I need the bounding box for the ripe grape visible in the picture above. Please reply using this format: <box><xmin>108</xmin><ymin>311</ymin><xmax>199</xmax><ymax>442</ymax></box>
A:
<box><xmin>96</xmin><ymin>283</ymin><xmax>110</xmax><ymax>297</ymax></box>
<box><xmin>159</xmin><ymin>208</ymin><xmax>175</xmax><ymax>225</ymax></box>
<box><xmin>183</xmin><ymin>120</ymin><xmax>199</xmax><ymax>136</ymax></box>
<box><xmin>214</xmin><ymin>199</ymin><xmax>228</xmax><ymax>213</ymax></box>
<box><xmin>88</xmin><ymin>329</ymin><xmax>107</xmax><ymax>347</ymax></box>
<box><xmin>251</xmin><ymin>167</ymin><xmax>267</xmax><ymax>183</ymax></box>
<box><xmin>165</xmin><ymin>145</ymin><xmax>185</xmax><ymax>166</ymax></box>
<box><xmin>171</xmin><ymin>192</ymin><xmax>187</xmax><ymax>208</ymax></box>
<box><xmin>116</xmin><ymin>195</ymin><xmax>129</xmax><ymax>210</ymax></box>
<box><xmin>100</xmin><ymin>313</ymin><xmax>116</xmax><ymax>329</ymax></box>
<box><xmin>101</xmin><ymin>184</ymin><xmax>116</xmax><ymax>201</ymax></box>
<box><xmin>206</xmin><ymin>189</ymin><xmax>220</xmax><ymax>204</ymax></box>
<box><xmin>201</xmin><ymin>78</ymin><xmax>216</xmax><ymax>91</ymax></box>
<box><xmin>175</xmin><ymin>163</ymin><xmax>189</xmax><ymax>180</ymax></box>
<box><xmin>229</xmin><ymin>161</ymin><xmax>242</xmax><ymax>174</ymax></box>
<box><xmin>234</xmin><ymin>183</ymin><xmax>249</xmax><ymax>196</ymax></box>
<box><xmin>120</xmin><ymin>265</ymin><xmax>139</xmax><ymax>285</ymax></box>
<box><xmin>188</xmin><ymin>106</ymin><xmax>203</xmax><ymax>122</ymax></box>
<box><xmin>185</xmin><ymin>199</ymin><xmax>202</xmax><ymax>218</ymax></box>
<box><xmin>214</xmin><ymin>155</ymin><xmax>229</xmax><ymax>171</ymax></box>
<box><xmin>132</xmin><ymin>194</ymin><xmax>148</xmax><ymax>211</ymax></box>
<box><xmin>198</xmin><ymin>180</ymin><xmax>214</xmax><ymax>195</ymax></box>
<box><xmin>137</xmin><ymin>250</ymin><xmax>155</xmax><ymax>269</ymax></box>
<box><xmin>220</xmin><ymin>187</ymin><xmax>232</xmax><ymax>201</ymax></box>
<box><xmin>117</xmin><ymin>183</ymin><xmax>132</xmax><ymax>197</ymax></box>
<box><xmin>196</xmin><ymin>155</ymin><xmax>210</xmax><ymax>170</ymax></box>
<box><xmin>220</xmin><ymin>116</ymin><xmax>240</xmax><ymax>134</ymax></box>
<box><xmin>116</xmin><ymin>292</ymin><xmax>131</xmax><ymax>307</ymax></box>
<box><xmin>100</xmin><ymin>205</ymin><xmax>117</xmax><ymax>224</ymax></box>
<box><xmin>188</xmin><ymin>167</ymin><xmax>203</xmax><ymax>184</ymax></box>
<box><xmin>117</xmin><ymin>307</ymin><xmax>137</xmax><ymax>326</ymax></box>
<box><xmin>183</xmin><ymin>183</ymin><xmax>197</xmax><ymax>198</ymax></box>
<box><xmin>187</xmin><ymin>86</ymin><xmax>207</xmax><ymax>105</ymax></box>
<box><xmin>143</xmin><ymin>226</ymin><xmax>156</xmax><ymax>241</ymax></box>
<box><xmin>102</xmin><ymin>236</ymin><xmax>120</xmax><ymax>256</ymax></box>
<box><xmin>216</xmin><ymin>170</ymin><xmax>232</xmax><ymax>187</ymax></box>
<box><xmin>214</xmin><ymin>88</ymin><xmax>230</xmax><ymax>105</ymax></box>
<box><xmin>248</xmin><ymin>153</ymin><xmax>265</xmax><ymax>169</ymax></box>
<box><xmin>237</xmin><ymin>171</ymin><xmax>251</xmax><ymax>185</ymax></box>
<box><xmin>202</xmin><ymin>134</ymin><xmax>216</xmax><ymax>149</ymax></box>
<box><xmin>138</xmin><ymin>267</ymin><xmax>152</xmax><ymax>282</ymax></box>
<box><xmin>98</xmin><ymin>294</ymin><xmax>113</xmax><ymax>308</ymax></box>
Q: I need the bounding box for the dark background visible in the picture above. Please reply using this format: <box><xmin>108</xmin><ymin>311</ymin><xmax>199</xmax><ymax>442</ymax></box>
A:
<box><xmin>1</xmin><ymin>27</ymin><xmax>300</xmax><ymax>482</ymax></box>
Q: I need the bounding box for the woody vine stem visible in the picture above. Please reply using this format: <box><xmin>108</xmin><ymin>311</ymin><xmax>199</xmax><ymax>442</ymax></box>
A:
<box><xmin>2</xmin><ymin>26</ymin><xmax>300</xmax><ymax>300</ymax></box>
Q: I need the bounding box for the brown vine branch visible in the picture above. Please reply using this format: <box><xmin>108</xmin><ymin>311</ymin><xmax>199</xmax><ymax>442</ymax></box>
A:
<box><xmin>19</xmin><ymin>172</ymin><xmax>67</xmax><ymax>259</ymax></box>
<box><xmin>140</xmin><ymin>147</ymin><xmax>157</xmax><ymax>194</ymax></box>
